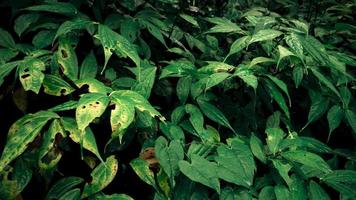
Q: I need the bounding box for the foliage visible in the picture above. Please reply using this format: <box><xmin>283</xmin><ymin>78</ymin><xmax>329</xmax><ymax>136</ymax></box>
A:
<box><xmin>0</xmin><ymin>0</ymin><xmax>355</xmax><ymax>199</ymax></box>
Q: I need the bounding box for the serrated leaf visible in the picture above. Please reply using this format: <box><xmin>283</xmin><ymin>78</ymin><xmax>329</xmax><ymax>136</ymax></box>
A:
<box><xmin>250</xmin><ymin>134</ymin><xmax>267</xmax><ymax>164</ymax></box>
<box><xmin>0</xmin><ymin>28</ymin><xmax>16</xmax><ymax>49</ymax></box>
<box><xmin>110</xmin><ymin>97</ymin><xmax>135</xmax><ymax>141</ymax></box>
<box><xmin>179</xmin><ymin>154</ymin><xmax>220</xmax><ymax>193</ymax></box>
<box><xmin>76</xmin><ymin>93</ymin><xmax>109</xmax><ymax>131</ymax></box>
<box><xmin>82</xmin><ymin>156</ymin><xmax>118</xmax><ymax>198</ymax></box>
<box><xmin>57</xmin><ymin>39</ymin><xmax>78</xmax><ymax>81</ymax></box>
<box><xmin>25</xmin><ymin>2</ymin><xmax>78</xmax><ymax>16</ymax></box>
<box><xmin>266</xmin><ymin>128</ymin><xmax>285</xmax><ymax>155</ymax></box>
<box><xmin>155</xmin><ymin>137</ymin><xmax>184</xmax><ymax>181</ymax></box>
<box><xmin>249</xmin><ymin>29</ymin><xmax>282</xmax><ymax>44</ymax></box>
<box><xmin>43</xmin><ymin>74</ymin><xmax>75</xmax><ymax>96</ymax></box>
<box><xmin>14</xmin><ymin>13</ymin><xmax>40</xmax><ymax>37</ymax></box>
<box><xmin>45</xmin><ymin>176</ymin><xmax>84</xmax><ymax>200</ymax></box>
<box><xmin>0</xmin><ymin>111</ymin><xmax>58</xmax><ymax>172</ymax></box>
<box><xmin>197</xmin><ymin>99</ymin><xmax>234</xmax><ymax>132</ymax></box>
<box><xmin>281</xmin><ymin>150</ymin><xmax>332</xmax><ymax>174</ymax></box>
<box><xmin>216</xmin><ymin>140</ymin><xmax>255</xmax><ymax>188</ymax></box>
<box><xmin>308</xmin><ymin>180</ymin><xmax>330</xmax><ymax>200</ymax></box>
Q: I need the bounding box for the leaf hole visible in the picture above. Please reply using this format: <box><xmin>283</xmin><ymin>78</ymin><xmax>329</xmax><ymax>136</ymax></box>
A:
<box><xmin>60</xmin><ymin>49</ymin><xmax>68</xmax><ymax>58</ymax></box>
<box><xmin>82</xmin><ymin>106</ymin><xmax>86</xmax><ymax>109</ymax></box>
<box><xmin>21</xmin><ymin>74</ymin><xmax>31</xmax><ymax>79</ymax></box>
<box><xmin>95</xmin><ymin>101</ymin><xmax>100</xmax><ymax>105</ymax></box>
<box><xmin>23</xmin><ymin>68</ymin><xmax>29</xmax><ymax>72</ymax></box>
<box><xmin>60</xmin><ymin>89</ymin><xmax>66</xmax><ymax>95</ymax></box>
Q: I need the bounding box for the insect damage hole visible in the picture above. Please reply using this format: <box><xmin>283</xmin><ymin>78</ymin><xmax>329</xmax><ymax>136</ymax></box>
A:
<box><xmin>21</xmin><ymin>74</ymin><xmax>31</xmax><ymax>79</ymax></box>
<box><xmin>60</xmin><ymin>49</ymin><xmax>68</xmax><ymax>58</ymax></box>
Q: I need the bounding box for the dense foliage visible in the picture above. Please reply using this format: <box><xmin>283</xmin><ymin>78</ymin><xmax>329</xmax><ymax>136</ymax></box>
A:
<box><xmin>0</xmin><ymin>0</ymin><xmax>356</xmax><ymax>199</ymax></box>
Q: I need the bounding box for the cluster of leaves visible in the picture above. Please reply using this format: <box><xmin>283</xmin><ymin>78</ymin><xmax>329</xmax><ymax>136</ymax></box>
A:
<box><xmin>0</xmin><ymin>0</ymin><xmax>356</xmax><ymax>199</ymax></box>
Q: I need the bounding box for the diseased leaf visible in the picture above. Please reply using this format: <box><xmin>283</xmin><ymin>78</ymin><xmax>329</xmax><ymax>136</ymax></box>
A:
<box><xmin>216</xmin><ymin>140</ymin><xmax>255</xmax><ymax>188</ymax></box>
<box><xmin>75</xmin><ymin>78</ymin><xmax>111</xmax><ymax>94</ymax></box>
<box><xmin>82</xmin><ymin>156</ymin><xmax>119</xmax><ymax>198</ymax></box>
<box><xmin>18</xmin><ymin>58</ymin><xmax>45</xmax><ymax>94</ymax></box>
<box><xmin>0</xmin><ymin>111</ymin><xmax>58</xmax><ymax>172</ymax></box>
<box><xmin>179</xmin><ymin>154</ymin><xmax>220</xmax><ymax>193</ymax></box>
<box><xmin>57</xmin><ymin>39</ymin><xmax>78</xmax><ymax>81</ymax></box>
<box><xmin>76</xmin><ymin>93</ymin><xmax>110</xmax><ymax>131</ymax></box>
<box><xmin>110</xmin><ymin>97</ymin><xmax>135</xmax><ymax>141</ymax></box>
<box><xmin>43</xmin><ymin>74</ymin><xmax>75</xmax><ymax>96</ymax></box>
<box><xmin>177</xmin><ymin>76</ymin><xmax>192</xmax><ymax>104</ymax></box>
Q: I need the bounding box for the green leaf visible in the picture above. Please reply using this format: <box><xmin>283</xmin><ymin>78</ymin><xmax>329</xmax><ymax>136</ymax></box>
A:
<box><xmin>0</xmin><ymin>111</ymin><xmax>58</xmax><ymax>172</ymax></box>
<box><xmin>177</xmin><ymin>76</ymin><xmax>192</xmax><ymax>104</ymax></box>
<box><xmin>295</xmin><ymin>34</ymin><xmax>329</xmax><ymax>66</ymax></box>
<box><xmin>54</xmin><ymin>18</ymin><xmax>93</xmax><ymax>42</ymax></box>
<box><xmin>76</xmin><ymin>93</ymin><xmax>110</xmax><ymax>131</ymax></box>
<box><xmin>48</xmin><ymin>100</ymin><xmax>77</xmax><ymax>112</ymax></box>
<box><xmin>234</xmin><ymin>66</ymin><xmax>258</xmax><ymax>90</ymax></box>
<box><xmin>303</xmin><ymin>91</ymin><xmax>329</xmax><ymax>129</ymax></box>
<box><xmin>130</xmin><ymin>157</ymin><xmax>155</xmax><ymax>186</ymax></box>
<box><xmin>45</xmin><ymin>177</ymin><xmax>84</xmax><ymax>200</ymax></box>
<box><xmin>309</xmin><ymin>68</ymin><xmax>341</xmax><ymax>100</ymax></box>
<box><xmin>227</xmin><ymin>36</ymin><xmax>251</xmax><ymax>56</ymax></box>
<box><xmin>155</xmin><ymin>137</ymin><xmax>184</xmax><ymax>180</ymax></box>
<box><xmin>43</xmin><ymin>75</ymin><xmax>75</xmax><ymax>96</ymax></box>
<box><xmin>185</xmin><ymin>104</ymin><xmax>204</xmax><ymax>134</ymax></box>
<box><xmin>75</xmin><ymin>78</ymin><xmax>111</xmax><ymax>94</ymax></box>
<box><xmin>80</xmin><ymin>51</ymin><xmax>98</xmax><ymax>79</ymax></box>
<box><xmin>57</xmin><ymin>39</ymin><xmax>78</xmax><ymax>81</ymax></box>
<box><xmin>179</xmin><ymin>154</ymin><xmax>220</xmax><ymax>193</ymax></box>
<box><xmin>308</xmin><ymin>180</ymin><xmax>330</xmax><ymax>200</ymax></box>
<box><xmin>274</xmin><ymin>185</ymin><xmax>291</xmax><ymax>200</ymax></box>
<box><xmin>110</xmin><ymin>97</ymin><xmax>135</xmax><ymax>141</ymax></box>
<box><xmin>18</xmin><ymin>58</ymin><xmax>45</xmax><ymax>94</ymax></box>
<box><xmin>293</xmin><ymin>66</ymin><xmax>304</xmax><ymax>88</ymax></box>
<box><xmin>250</xmin><ymin>134</ymin><xmax>267</xmax><ymax>164</ymax></box>
<box><xmin>321</xmin><ymin>170</ymin><xmax>356</xmax><ymax>198</ymax></box>
<box><xmin>277</xmin><ymin>45</ymin><xmax>295</xmax><ymax>67</ymax></box>
<box><xmin>198</xmin><ymin>62</ymin><xmax>234</xmax><ymax>74</ymax></box>
<box><xmin>0</xmin><ymin>61</ymin><xmax>19</xmax><ymax>87</ymax></box>
<box><xmin>61</xmin><ymin>117</ymin><xmax>103</xmax><ymax>162</ymax></box>
<box><xmin>82</xmin><ymin>156</ymin><xmax>119</xmax><ymax>198</ymax></box>
<box><xmin>197</xmin><ymin>99</ymin><xmax>234</xmax><ymax>132</ymax></box>
<box><xmin>259</xmin><ymin>186</ymin><xmax>276</xmax><ymax>200</ymax></box>
<box><xmin>160</xmin><ymin>62</ymin><xmax>195</xmax><ymax>79</ymax></box>
<box><xmin>59</xmin><ymin>189</ymin><xmax>81</xmax><ymax>200</ymax></box>
<box><xmin>345</xmin><ymin>109</ymin><xmax>356</xmax><ymax>135</ymax></box>
<box><xmin>89</xmin><ymin>193</ymin><xmax>134</xmax><ymax>200</ymax></box>
<box><xmin>249</xmin><ymin>29</ymin><xmax>282</xmax><ymax>44</ymax></box>
<box><xmin>0</xmin><ymin>28</ymin><xmax>16</xmax><ymax>49</ymax></box>
<box><xmin>25</xmin><ymin>2</ymin><xmax>78</xmax><ymax>16</ymax></box>
<box><xmin>32</xmin><ymin>30</ymin><xmax>56</xmax><ymax>48</ymax></box>
<box><xmin>205</xmin><ymin>72</ymin><xmax>231</xmax><ymax>90</ymax></box>
<box><xmin>96</xmin><ymin>24</ymin><xmax>140</xmax><ymax>72</ymax></box>
<box><xmin>266</xmin><ymin>75</ymin><xmax>291</xmax><ymax>106</ymax></box>
<box><xmin>14</xmin><ymin>13</ymin><xmax>40</xmax><ymax>37</ymax></box>
<box><xmin>216</xmin><ymin>140</ymin><xmax>255</xmax><ymax>188</ymax></box>
<box><xmin>281</xmin><ymin>150</ymin><xmax>332</xmax><ymax>174</ymax></box>
<box><xmin>266</xmin><ymin>128</ymin><xmax>285</xmax><ymax>155</ymax></box>
<box><xmin>272</xmin><ymin>159</ymin><xmax>292</xmax><ymax>186</ymax></box>
<box><xmin>141</xmin><ymin>20</ymin><xmax>167</xmax><ymax>47</ymax></box>
<box><xmin>327</xmin><ymin>105</ymin><xmax>343</xmax><ymax>140</ymax></box>
<box><xmin>180</xmin><ymin>14</ymin><xmax>199</xmax><ymax>27</ymax></box>
<box><xmin>249</xmin><ymin>57</ymin><xmax>275</xmax><ymax>68</ymax></box>
<box><xmin>285</xmin><ymin>33</ymin><xmax>303</xmax><ymax>57</ymax></box>
<box><xmin>205</xmin><ymin>17</ymin><xmax>243</xmax><ymax>34</ymax></box>
<box><xmin>264</xmin><ymin>79</ymin><xmax>290</xmax><ymax>118</ymax></box>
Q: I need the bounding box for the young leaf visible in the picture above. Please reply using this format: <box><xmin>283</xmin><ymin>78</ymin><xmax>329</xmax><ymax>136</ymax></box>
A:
<box><xmin>216</xmin><ymin>140</ymin><xmax>256</xmax><ymax>188</ymax></box>
<box><xmin>76</xmin><ymin>93</ymin><xmax>109</xmax><ymax>131</ymax></box>
<box><xmin>82</xmin><ymin>156</ymin><xmax>119</xmax><ymax>198</ymax></box>
<box><xmin>14</xmin><ymin>13</ymin><xmax>40</xmax><ymax>37</ymax></box>
<box><xmin>179</xmin><ymin>154</ymin><xmax>220</xmax><ymax>193</ymax></box>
